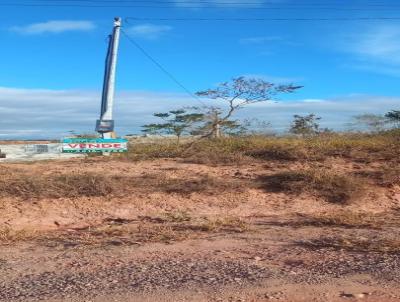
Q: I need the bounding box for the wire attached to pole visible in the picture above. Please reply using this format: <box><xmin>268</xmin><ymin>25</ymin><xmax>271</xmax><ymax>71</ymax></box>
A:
<box><xmin>121</xmin><ymin>29</ymin><xmax>208</xmax><ymax>109</ymax></box>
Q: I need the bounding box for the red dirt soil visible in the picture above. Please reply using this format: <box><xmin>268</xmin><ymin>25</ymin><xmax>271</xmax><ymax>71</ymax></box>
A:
<box><xmin>0</xmin><ymin>158</ymin><xmax>399</xmax><ymax>302</ymax></box>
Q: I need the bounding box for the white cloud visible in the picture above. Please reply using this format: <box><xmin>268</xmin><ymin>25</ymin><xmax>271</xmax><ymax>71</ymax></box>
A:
<box><xmin>302</xmin><ymin>99</ymin><xmax>326</xmax><ymax>103</ymax></box>
<box><xmin>240</xmin><ymin>36</ymin><xmax>284</xmax><ymax>44</ymax></box>
<box><xmin>127</xmin><ymin>24</ymin><xmax>172</xmax><ymax>40</ymax></box>
<box><xmin>0</xmin><ymin>87</ymin><xmax>196</xmax><ymax>139</ymax></box>
<box><xmin>239</xmin><ymin>35</ymin><xmax>298</xmax><ymax>56</ymax></box>
<box><xmin>10</xmin><ymin>20</ymin><xmax>96</xmax><ymax>35</ymax></box>
<box><xmin>339</xmin><ymin>24</ymin><xmax>400</xmax><ymax>76</ymax></box>
<box><xmin>243</xmin><ymin>94</ymin><xmax>400</xmax><ymax>131</ymax></box>
<box><xmin>0</xmin><ymin>87</ymin><xmax>398</xmax><ymax>139</ymax></box>
<box><xmin>351</xmin><ymin>25</ymin><xmax>400</xmax><ymax>64</ymax></box>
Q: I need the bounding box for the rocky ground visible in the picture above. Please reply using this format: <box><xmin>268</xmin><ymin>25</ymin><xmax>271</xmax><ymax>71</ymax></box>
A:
<box><xmin>0</xmin><ymin>158</ymin><xmax>399</xmax><ymax>301</ymax></box>
<box><xmin>1</xmin><ymin>227</ymin><xmax>400</xmax><ymax>302</ymax></box>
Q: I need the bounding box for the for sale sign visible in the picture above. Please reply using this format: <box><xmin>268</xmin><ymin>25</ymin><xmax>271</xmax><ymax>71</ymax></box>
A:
<box><xmin>62</xmin><ymin>138</ymin><xmax>128</xmax><ymax>153</ymax></box>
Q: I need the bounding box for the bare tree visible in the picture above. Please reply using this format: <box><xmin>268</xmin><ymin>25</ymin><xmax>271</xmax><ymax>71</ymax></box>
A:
<box><xmin>191</xmin><ymin>107</ymin><xmax>246</xmax><ymax>137</ymax></box>
<box><xmin>196</xmin><ymin>76</ymin><xmax>302</xmax><ymax>138</ymax></box>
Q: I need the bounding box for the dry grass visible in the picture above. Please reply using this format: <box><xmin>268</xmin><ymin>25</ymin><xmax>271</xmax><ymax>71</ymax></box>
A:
<box><xmin>199</xmin><ymin>216</ymin><xmax>249</xmax><ymax>233</ymax></box>
<box><xmin>259</xmin><ymin>168</ymin><xmax>365</xmax><ymax>203</ymax></box>
<box><xmin>182</xmin><ymin>151</ymin><xmax>252</xmax><ymax>166</ymax></box>
<box><xmin>156</xmin><ymin>175</ymin><xmax>245</xmax><ymax>195</ymax></box>
<box><xmin>0</xmin><ymin>210</ymin><xmax>251</xmax><ymax>245</ymax></box>
<box><xmin>123</xmin><ymin>131</ymin><xmax>400</xmax><ymax>164</ymax></box>
<box><xmin>299</xmin><ymin>211</ymin><xmax>400</xmax><ymax>229</ymax></box>
<box><xmin>300</xmin><ymin>235</ymin><xmax>400</xmax><ymax>253</ymax></box>
<box><xmin>0</xmin><ymin>173</ymin><xmax>117</xmax><ymax>199</ymax></box>
<box><xmin>121</xmin><ymin>173</ymin><xmax>245</xmax><ymax>196</ymax></box>
<box><xmin>137</xmin><ymin>224</ymin><xmax>191</xmax><ymax>243</ymax></box>
<box><xmin>138</xmin><ymin>214</ymin><xmax>249</xmax><ymax>238</ymax></box>
<box><xmin>355</xmin><ymin>166</ymin><xmax>400</xmax><ymax>187</ymax></box>
<box><xmin>0</xmin><ymin>228</ymin><xmax>37</xmax><ymax>244</ymax></box>
<box><xmin>0</xmin><ymin>133</ymin><xmax>398</xmax><ymax>247</ymax></box>
<box><xmin>0</xmin><ymin>170</ymin><xmax>245</xmax><ymax>200</ymax></box>
<box><xmin>27</xmin><ymin>214</ymin><xmax>250</xmax><ymax>247</ymax></box>
<box><xmin>379</xmin><ymin>167</ymin><xmax>400</xmax><ymax>187</ymax></box>
<box><xmin>122</xmin><ymin>142</ymin><xmax>185</xmax><ymax>161</ymax></box>
<box><xmin>162</xmin><ymin>210</ymin><xmax>192</xmax><ymax>223</ymax></box>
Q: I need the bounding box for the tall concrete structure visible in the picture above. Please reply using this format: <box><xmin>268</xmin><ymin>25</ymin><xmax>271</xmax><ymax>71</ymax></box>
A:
<box><xmin>96</xmin><ymin>17</ymin><xmax>122</xmax><ymax>139</ymax></box>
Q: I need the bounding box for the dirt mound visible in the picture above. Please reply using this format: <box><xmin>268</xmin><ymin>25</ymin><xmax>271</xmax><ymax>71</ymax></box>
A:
<box><xmin>0</xmin><ymin>157</ymin><xmax>398</xmax><ymax>233</ymax></box>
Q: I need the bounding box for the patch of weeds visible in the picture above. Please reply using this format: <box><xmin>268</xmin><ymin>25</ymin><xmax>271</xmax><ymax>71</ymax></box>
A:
<box><xmin>123</xmin><ymin>142</ymin><xmax>184</xmax><ymax>161</ymax></box>
<box><xmin>38</xmin><ymin>224</ymin><xmax>139</xmax><ymax>248</ymax></box>
<box><xmin>357</xmin><ymin>166</ymin><xmax>400</xmax><ymax>187</ymax></box>
<box><xmin>377</xmin><ymin>166</ymin><xmax>400</xmax><ymax>187</ymax></box>
<box><xmin>162</xmin><ymin>210</ymin><xmax>192</xmax><ymax>223</ymax></box>
<box><xmin>0</xmin><ymin>175</ymin><xmax>46</xmax><ymax>199</ymax></box>
<box><xmin>299</xmin><ymin>211</ymin><xmax>389</xmax><ymax>229</ymax></box>
<box><xmin>0</xmin><ymin>228</ymin><xmax>36</xmax><ymax>244</ymax></box>
<box><xmin>259</xmin><ymin>168</ymin><xmax>365</xmax><ymax>204</ymax></box>
<box><xmin>1</xmin><ymin>169</ymin><xmax>247</xmax><ymax>200</ymax></box>
<box><xmin>2</xmin><ymin>214</ymin><xmax>252</xmax><ymax>246</ymax></box>
<box><xmin>121</xmin><ymin>132</ymin><xmax>400</xmax><ymax>164</ymax></box>
<box><xmin>200</xmin><ymin>216</ymin><xmax>249</xmax><ymax>233</ymax></box>
<box><xmin>245</xmin><ymin>145</ymin><xmax>308</xmax><ymax>161</ymax></box>
<box><xmin>0</xmin><ymin>173</ymin><xmax>117</xmax><ymax>199</ymax></box>
<box><xmin>137</xmin><ymin>224</ymin><xmax>189</xmax><ymax>243</ymax></box>
<box><xmin>182</xmin><ymin>151</ymin><xmax>252</xmax><ymax>166</ymax></box>
<box><xmin>160</xmin><ymin>176</ymin><xmax>217</xmax><ymax>195</ymax></box>
<box><xmin>53</xmin><ymin>173</ymin><xmax>115</xmax><ymax>197</ymax></box>
<box><xmin>152</xmin><ymin>174</ymin><xmax>246</xmax><ymax>196</ymax></box>
<box><xmin>299</xmin><ymin>235</ymin><xmax>400</xmax><ymax>253</ymax></box>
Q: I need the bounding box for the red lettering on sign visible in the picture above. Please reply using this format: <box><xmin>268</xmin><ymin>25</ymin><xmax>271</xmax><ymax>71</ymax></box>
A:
<box><xmin>65</xmin><ymin>142</ymin><xmax>125</xmax><ymax>150</ymax></box>
<box><xmin>88</xmin><ymin>144</ymin><xmax>100</xmax><ymax>148</ymax></box>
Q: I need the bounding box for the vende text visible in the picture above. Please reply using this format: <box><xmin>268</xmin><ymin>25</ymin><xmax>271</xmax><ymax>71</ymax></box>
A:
<box><xmin>68</xmin><ymin>143</ymin><xmax>122</xmax><ymax>149</ymax></box>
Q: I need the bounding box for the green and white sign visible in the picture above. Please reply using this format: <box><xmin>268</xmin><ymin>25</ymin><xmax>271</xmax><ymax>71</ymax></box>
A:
<box><xmin>62</xmin><ymin>138</ymin><xmax>128</xmax><ymax>153</ymax></box>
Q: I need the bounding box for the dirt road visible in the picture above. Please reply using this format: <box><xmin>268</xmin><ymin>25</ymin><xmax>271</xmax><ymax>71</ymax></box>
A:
<box><xmin>1</xmin><ymin>216</ymin><xmax>400</xmax><ymax>302</ymax></box>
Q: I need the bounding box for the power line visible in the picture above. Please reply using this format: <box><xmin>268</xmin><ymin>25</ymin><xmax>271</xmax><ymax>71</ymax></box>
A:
<box><xmin>125</xmin><ymin>17</ymin><xmax>400</xmax><ymax>21</ymax></box>
<box><xmin>87</xmin><ymin>5</ymin><xmax>400</xmax><ymax>11</ymax></box>
<box><xmin>2</xmin><ymin>5</ymin><xmax>400</xmax><ymax>11</ymax></box>
<box><xmin>6</xmin><ymin>3</ymin><xmax>400</xmax><ymax>10</ymax></box>
<box><xmin>4</xmin><ymin>1</ymin><xmax>400</xmax><ymax>10</ymax></box>
<box><xmin>10</xmin><ymin>0</ymin><xmax>400</xmax><ymax>6</ymax></box>
<box><xmin>120</xmin><ymin>29</ymin><xmax>208</xmax><ymax>108</ymax></box>
<box><xmin>4</xmin><ymin>3</ymin><xmax>400</xmax><ymax>12</ymax></box>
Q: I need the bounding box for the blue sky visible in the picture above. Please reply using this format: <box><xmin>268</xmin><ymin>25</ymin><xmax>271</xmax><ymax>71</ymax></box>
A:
<box><xmin>1</xmin><ymin>0</ymin><xmax>400</xmax><ymax>138</ymax></box>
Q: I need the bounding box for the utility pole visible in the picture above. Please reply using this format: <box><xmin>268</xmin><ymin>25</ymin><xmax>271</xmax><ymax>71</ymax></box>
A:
<box><xmin>96</xmin><ymin>17</ymin><xmax>122</xmax><ymax>139</ymax></box>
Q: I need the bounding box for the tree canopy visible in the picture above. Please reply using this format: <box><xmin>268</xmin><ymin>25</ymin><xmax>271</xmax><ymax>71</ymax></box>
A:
<box><xmin>196</xmin><ymin>76</ymin><xmax>302</xmax><ymax>137</ymax></box>
<box><xmin>142</xmin><ymin>108</ymin><xmax>204</xmax><ymax>143</ymax></box>
<box><xmin>289</xmin><ymin>114</ymin><xmax>321</xmax><ymax>136</ymax></box>
<box><xmin>385</xmin><ymin>110</ymin><xmax>400</xmax><ymax>128</ymax></box>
